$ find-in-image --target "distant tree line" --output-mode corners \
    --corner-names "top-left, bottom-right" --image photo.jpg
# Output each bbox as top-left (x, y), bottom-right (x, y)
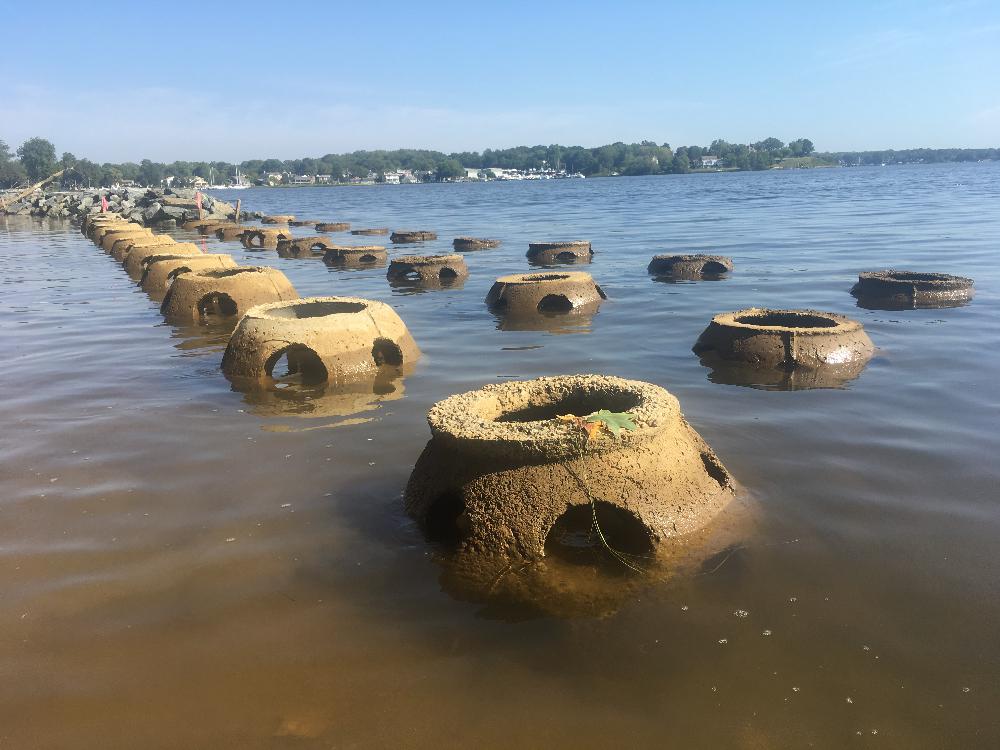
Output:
top-left (1, 135), bottom-right (997, 190)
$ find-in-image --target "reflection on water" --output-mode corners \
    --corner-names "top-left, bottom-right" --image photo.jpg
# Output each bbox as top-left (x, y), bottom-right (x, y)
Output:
top-left (696, 352), bottom-right (872, 390)
top-left (233, 366), bottom-right (410, 421)
top-left (3, 163), bottom-right (1000, 748)
top-left (490, 303), bottom-right (600, 334)
top-left (853, 294), bottom-right (973, 311)
top-left (387, 275), bottom-right (467, 294)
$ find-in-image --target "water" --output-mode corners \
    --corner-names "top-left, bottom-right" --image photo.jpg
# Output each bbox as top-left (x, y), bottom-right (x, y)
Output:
top-left (2, 164), bottom-right (999, 748)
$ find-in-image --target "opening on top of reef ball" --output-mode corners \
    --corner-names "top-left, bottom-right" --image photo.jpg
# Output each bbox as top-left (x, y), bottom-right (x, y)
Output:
top-left (198, 292), bottom-right (238, 317)
top-left (270, 300), bottom-right (366, 320)
top-left (497, 387), bottom-right (640, 422)
top-left (537, 294), bottom-right (574, 313)
top-left (202, 268), bottom-right (257, 279)
top-left (264, 345), bottom-right (329, 385)
top-left (524, 274), bottom-right (571, 281)
top-left (735, 311), bottom-right (838, 329)
top-left (372, 338), bottom-right (404, 367)
top-left (544, 502), bottom-right (653, 569)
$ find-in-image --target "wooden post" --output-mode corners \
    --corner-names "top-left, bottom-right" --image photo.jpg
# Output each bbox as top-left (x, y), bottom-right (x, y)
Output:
top-left (234, 199), bottom-right (241, 224)
top-left (4, 168), bottom-right (66, 206)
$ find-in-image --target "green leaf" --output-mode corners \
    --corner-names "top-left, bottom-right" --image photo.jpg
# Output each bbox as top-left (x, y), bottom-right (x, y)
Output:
top-left (584, 410), bottom-right (637, 436)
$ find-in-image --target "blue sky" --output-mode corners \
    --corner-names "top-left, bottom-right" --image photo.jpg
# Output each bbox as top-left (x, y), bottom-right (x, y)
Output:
top-left (2, 0), bottom-right (998, 162)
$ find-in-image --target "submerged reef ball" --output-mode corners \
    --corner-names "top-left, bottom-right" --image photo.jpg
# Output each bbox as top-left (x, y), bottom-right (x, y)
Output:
top-left (693, 308), bottom-right (875, 388)
top-left (315, 222), bottom-right (351, 233)
top-left (262, 215), bottom-right (296, 224)
top-left (405, 375), bottom-right (736, 571)
top-left (322, 246), bottom-right (388, 269)
top-left (351, 227), bottom-right (389, 236)
top-left (390, 230), bottom-right (437, 243)
top-left (276, 236), bottom-right (340, 258)
top-left (453, 237), bottom-right (502, 251)
top-left (216, 225), bottom-right (250, 241)
top-left (386, 254), bottom-right (468, 283)
top-left (526, 240), bottom-right (593, 264)
top-left (160, 266), bottom-right (298, 321)
top-left (851, 270), bottom-right (974, 309)
top-left (221, 296), bottom-right (420, 385)
top-left (648, 254), bottom-right (734, 279)
top-left (140, 254), bottom-right (237, 294)
top-left (486, 271), bottom-right (606, 317)
top-left (124, 243), bottom-right (200, 277)
top-left (241, 227), bottom-right (293, 250)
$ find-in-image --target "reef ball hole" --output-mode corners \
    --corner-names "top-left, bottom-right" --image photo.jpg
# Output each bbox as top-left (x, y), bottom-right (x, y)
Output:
top-left (701, 452), bottom-right (731, 488)
top-left (524, 274), bottom-right (570, 282)
top-left (439, 267), bottom-right (458, 279)
top-left (197, 292), bottom-right (238, 317)
top-left (736, 312), bottom-right (838, 329)
top-left (497, 388), bottom-right (640, 422)
top-left (537, 294), bottom-right (574, 313)
top-left (372, 339), bottom-right (404, 367)
top-left (595, 284), bottom-right (608, 299)
top-left (360, 254), bottom-right (377, 263)
top-left (423, 490), bottom-right (467, 548)
top-left (270, 301), bottom-right (366, 320)
top-left (555, 252), bottom-right (579, 261)
top-left (544, 502), bottom-right (653, 568)
top-left (264, 345), bottom-right (328, 385)
top-left (703, 261), bottom-right (730, 274)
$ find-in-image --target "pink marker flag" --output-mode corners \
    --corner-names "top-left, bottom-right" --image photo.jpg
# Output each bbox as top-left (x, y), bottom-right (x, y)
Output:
top-left (101, 195), bottom-right (109, 213)
top-left (195, 192), bottom-right (202, 211)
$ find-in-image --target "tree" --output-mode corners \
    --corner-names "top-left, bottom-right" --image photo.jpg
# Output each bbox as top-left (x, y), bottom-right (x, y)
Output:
top-left (0, 139), bottom-right (28, 188)
top-left (753, 137), bottom-right (785, 153)
top-left (138, 159), bottom-right (164, 187)
top-left (788, 138), bottom-right (815, 157)
top-left (435, 158), bottom-right (464, 180)
top-left (17, 137), bottom-right (57, 182)
top-left (671, 152), bottom-right (691, 173)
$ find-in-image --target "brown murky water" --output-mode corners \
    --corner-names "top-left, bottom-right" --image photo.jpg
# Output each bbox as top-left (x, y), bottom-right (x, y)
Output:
top-left (2, 165), bottom-right (999, 748)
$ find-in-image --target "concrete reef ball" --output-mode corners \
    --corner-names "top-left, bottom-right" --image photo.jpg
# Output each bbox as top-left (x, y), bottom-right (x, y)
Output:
top-left (216, 225), bottom-right (250, 241)
top-left (316, 222), bottom-right (351, 233)
top-left (693, 308), bottom-right (875, 372)
top-left (198, 221), bottom-right (237, 235)
top-left (289, 219), bottom-right (319, 227)
top-left (124, 243), bottom-right (200, 276)
top-left (387, 254), bottom-right (468, 283)
top-left (648, 254), bottom-right (734, 279)
top-left (276, 236), bottom-right (339, 258)
top-left (90, 220), bottom-right (139, 242)
top-left (140, 253), bottom-right (236, 293)
top-left (241, 227), bottom-right (293, 249)
top-left (83, 215), bottom-right (126, 236)
top-left (486, 272), bottom-right (606, 316)
top-left (160, 266), bottom-right (299, 321)
top-left (351, 228), bottom-right (389, 236)
top-left (181, 219), bottom-right (227, 232)
top-left (262, 215), bottom-right (295, 224)
top-left (453, 236), bottom-right (502, 251)
top-left (405, 375), bottom-right (736, 563)
top-left (322, 246), bottom-right (388, 268)
top-left (111, 236), bottom-right (178, 263)
top-left (108, 233), bottom-right (169, 259)
top-left (851, 270), bottom-right (974, 308)
top-left (390, 230), bottom-right (437, 243)
top-left (221, 296), bottom-right (420, 385)
top-left (526, 240), bottom-right (593, 264)
top-left (97, 228), bottom-right (154, 252)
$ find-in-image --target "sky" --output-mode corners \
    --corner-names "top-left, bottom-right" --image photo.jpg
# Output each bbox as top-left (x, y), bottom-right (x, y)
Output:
top-left (2, 0), bottom-right (998, 163)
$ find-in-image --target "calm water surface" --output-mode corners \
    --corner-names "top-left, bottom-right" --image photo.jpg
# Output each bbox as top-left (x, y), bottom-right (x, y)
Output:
top-left (2, 164), bottom-right (999, 748)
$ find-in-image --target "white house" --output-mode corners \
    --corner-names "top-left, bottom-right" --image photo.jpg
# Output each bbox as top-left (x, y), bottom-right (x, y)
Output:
top-left (291, 174), bottom-right (315, 185)
top-left (701, 155), bottom-right (721, 167)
